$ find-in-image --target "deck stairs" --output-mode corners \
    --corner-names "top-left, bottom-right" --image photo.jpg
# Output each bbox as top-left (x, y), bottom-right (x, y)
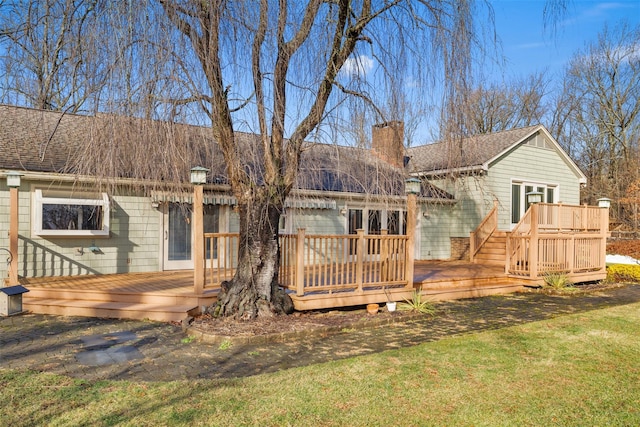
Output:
top-left (472, 231), bottom-right (507, 266)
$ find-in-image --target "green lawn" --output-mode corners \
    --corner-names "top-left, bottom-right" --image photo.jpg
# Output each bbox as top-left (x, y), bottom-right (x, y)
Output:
top-left (2, 302), bottom-right (640, 426)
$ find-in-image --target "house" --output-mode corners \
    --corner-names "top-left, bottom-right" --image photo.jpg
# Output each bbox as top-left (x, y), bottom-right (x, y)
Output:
top-left (0, 105), bottom-right (590, 283)
top-left (0, 104), bottom-right (609, 320)
top-left (406, 125), bottom-right (587, 261)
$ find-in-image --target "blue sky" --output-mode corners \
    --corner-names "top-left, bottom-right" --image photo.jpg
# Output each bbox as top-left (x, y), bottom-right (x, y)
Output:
top-left (489, 0), bottom-right (640, 79)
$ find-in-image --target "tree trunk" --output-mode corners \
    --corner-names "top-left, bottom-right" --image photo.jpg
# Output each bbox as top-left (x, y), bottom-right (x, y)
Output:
top-left (213, 196), bottom-right (293, 319)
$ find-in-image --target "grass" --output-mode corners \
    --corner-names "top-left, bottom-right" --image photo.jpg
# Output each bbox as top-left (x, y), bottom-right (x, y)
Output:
top-left (2, 303), bottom-right (640, 426)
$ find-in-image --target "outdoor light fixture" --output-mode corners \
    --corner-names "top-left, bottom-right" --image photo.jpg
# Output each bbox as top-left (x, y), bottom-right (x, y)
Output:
top-left (339, 207), bottom-right (347, 216)
top-left (526, 191), bottom-right (543, 205)
top-left (6, 171), bottom-right (22, 188)
top-left (404, 177), bottom-right (421, 195)
top-left (597, 198), bottom-right (611, 209)
top-left (190, 166), bottom-right (209, 185)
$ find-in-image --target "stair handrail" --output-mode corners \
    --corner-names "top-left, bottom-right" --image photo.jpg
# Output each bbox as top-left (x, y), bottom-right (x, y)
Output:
top-left (470, 201), bottom-right (498, 261)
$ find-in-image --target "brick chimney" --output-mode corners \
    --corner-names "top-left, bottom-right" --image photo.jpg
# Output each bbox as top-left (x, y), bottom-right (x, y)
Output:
top-left (371, 121), bottom-right (405, 168)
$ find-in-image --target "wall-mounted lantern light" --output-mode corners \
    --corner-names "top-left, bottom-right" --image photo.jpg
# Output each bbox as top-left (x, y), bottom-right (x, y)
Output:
top-left (6, 171), bottom-right (22, 188)
top-left (190, 166), bottom-right (209, 185)
top-left (404, 177), bottom-right (421, 195)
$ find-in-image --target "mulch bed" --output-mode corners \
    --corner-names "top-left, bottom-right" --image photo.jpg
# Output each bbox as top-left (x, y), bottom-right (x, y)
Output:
top-left (187, 305), bottom-right (418, 338)
top-left (186, 240), bottom-right (640, 340)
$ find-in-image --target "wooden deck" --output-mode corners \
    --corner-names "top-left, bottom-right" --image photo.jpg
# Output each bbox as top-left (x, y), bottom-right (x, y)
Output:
top-left (20, 261), bottom-right (524, 320)
top-left (21, 271), bottom-right (217, 322)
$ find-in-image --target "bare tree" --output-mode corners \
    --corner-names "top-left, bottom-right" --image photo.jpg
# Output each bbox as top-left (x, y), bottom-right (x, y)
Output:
top-left (153, 0), bottom-right (486, 319)
top-left (460, 72), bottom-right (549, 135)
top-left (0, 0), bottom-right (104, 112)
top-left (556, 23), bottom-right (640, 218)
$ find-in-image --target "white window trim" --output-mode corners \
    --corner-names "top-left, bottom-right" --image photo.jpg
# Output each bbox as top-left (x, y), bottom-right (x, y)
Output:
top-left (510, 179), bottom-right (559, 227)
top-left (33, 189), bottom-right (110, 237)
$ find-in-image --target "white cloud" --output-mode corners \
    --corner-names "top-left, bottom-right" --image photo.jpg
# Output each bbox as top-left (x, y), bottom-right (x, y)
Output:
top-left (341, 55), bottom-right (374, 77)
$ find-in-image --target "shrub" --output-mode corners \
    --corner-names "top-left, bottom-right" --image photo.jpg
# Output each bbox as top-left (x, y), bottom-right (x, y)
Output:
top-left (607, 264), bottom-right (640, 283)
top-left (543, 272), bottom-right (573, 290)
top-left (398, 287), bottom-right (436, 315)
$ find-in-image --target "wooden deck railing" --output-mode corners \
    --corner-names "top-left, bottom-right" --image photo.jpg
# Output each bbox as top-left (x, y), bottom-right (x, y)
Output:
top-left (470, 201), bottom-right (498, 261)
top-left (204, 229), bottom-right (410, 295)
top-left (506, 203), bottom-right (608, 280)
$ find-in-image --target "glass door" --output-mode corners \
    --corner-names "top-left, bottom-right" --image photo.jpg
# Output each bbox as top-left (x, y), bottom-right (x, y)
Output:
top-left (164, 203), bottom-right (193, 270)
top-left (163, 203), bottom-right (220, 270)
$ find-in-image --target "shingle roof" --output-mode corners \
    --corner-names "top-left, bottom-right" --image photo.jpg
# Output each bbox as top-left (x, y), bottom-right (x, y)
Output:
top-left (0, 104), bottom-right (453, 200)
top-left (406, 125), bottom-right (541, 174)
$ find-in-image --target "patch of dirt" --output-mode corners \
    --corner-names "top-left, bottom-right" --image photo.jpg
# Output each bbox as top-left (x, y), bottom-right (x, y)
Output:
top-left (529, 280), bottom-right (626, 295)
top-left (187, 306), bottom-right (416, 337)
top-left (607, 239), bottom-right (640, 260)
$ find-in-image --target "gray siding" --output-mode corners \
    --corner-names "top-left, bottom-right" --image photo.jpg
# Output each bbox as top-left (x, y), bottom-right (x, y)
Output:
top-left (487, 140), bottom-right (582, 230)
top-left (418, 203), bottom-right (454, 260)
top-left (0, 182), bottom-right (161, 281)
top-left (421, 133), bottom-right (583, 259)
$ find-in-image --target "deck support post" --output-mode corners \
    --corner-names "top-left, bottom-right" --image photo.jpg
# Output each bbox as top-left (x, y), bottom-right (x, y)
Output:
top-left (9, 186), bottom-right (19, 285)
top-left (193, 184), bottom-right (204, 294)
top-left (405, 192), bottom-right (417, 288)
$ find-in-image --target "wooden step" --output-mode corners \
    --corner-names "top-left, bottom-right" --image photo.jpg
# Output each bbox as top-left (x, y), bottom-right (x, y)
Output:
top-left (24, 286), bottom-right (215, 306)
top-left (422, 282), bottom-right (524, 301)
top-left (23, 298), bottom-right (199, 322)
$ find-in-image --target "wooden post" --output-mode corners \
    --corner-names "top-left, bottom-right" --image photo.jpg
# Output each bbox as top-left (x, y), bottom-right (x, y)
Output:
top-left (505, 232), bottom-right (511, 274)
top-left (356, 229), bottom-right (365, 293)
top-left (380, 229), bottom-right (388, 282)
top-left (529, 203), bottom-right (539, 280)
top-left (469, 230), bottom-right (476, 263)
top-left (9, 187), bottom-right (19, 285)
top-left (405, 192), bottom-right (417, 288)
top-left (600, 206), bottom-right (609, 272)
top-left (295, 228), bottom-right (306, 296)
top-left (193, 184), bottom-right (204, 294)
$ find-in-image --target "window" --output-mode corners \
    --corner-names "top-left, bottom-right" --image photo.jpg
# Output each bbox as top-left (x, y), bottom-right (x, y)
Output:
top-left (511, 181), bottom-right (558, 225)
top-left (33, 189), bottom-right (110, 237)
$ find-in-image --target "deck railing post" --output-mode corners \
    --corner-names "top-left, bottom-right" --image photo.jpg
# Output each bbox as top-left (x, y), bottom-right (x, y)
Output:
top-left (599, 206), bottom-right (609, 272)
top-left (469, 230), bottom-right (476, 262)
top-left (356, 229), bottom-right (365, 293)
top-left (8, 186), bottom-right (19, 285)
top-left (405, 192), bottom-right (417, 288)
top-left (193, 184), bottom-right (205, 294)
top-left (296, 228), bottom-right (306, 296)
top-left (505, 232), bottom-right (511, 274)
top-left (529, 203), bottom-right (539, 280)
top-left (380, 229), bottom-right (388, 282)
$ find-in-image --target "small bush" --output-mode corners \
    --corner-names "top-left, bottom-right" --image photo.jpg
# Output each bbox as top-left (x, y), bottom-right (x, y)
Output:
top-left (543, 272), bottom-right (573, 290)
top-left (398, 287), bottom-right (436, 315)
top-left (607, 264), bottom-right (640, 283)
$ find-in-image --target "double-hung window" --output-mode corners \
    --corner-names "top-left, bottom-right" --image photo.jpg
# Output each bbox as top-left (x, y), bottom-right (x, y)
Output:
top-left (33, 189), bottom-right (110, 237)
